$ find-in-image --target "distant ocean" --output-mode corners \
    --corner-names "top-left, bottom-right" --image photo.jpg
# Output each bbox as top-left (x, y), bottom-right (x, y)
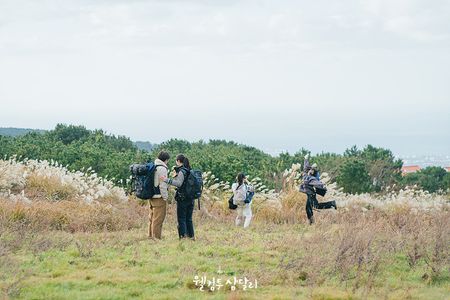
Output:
top-left (399, 155), bottom-right (450, 168)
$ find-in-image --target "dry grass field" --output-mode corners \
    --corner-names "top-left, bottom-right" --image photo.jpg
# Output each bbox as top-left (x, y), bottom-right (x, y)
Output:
top-left (1, 159), bottom-right (449, 299)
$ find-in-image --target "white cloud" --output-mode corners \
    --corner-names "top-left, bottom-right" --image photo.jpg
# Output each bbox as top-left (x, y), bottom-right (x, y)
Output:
top-left (0, 0), bottom-right (449, 155)
top-left (361, 0), bottom-right (450, 42)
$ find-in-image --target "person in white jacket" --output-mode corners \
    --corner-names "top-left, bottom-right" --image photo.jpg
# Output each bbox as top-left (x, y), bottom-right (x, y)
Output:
top-left (232, 173), bottom-right (255, 228)
top-left (148, 151), bottom-right (170, 239)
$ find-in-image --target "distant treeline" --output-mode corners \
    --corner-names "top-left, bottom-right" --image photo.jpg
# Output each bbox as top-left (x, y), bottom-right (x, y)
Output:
top-left (0, 127), bottom-right (156, 152)
top-left (0, 124), bottom-right (448, 194)
top-left (0, 127), bottom-right (46, 137)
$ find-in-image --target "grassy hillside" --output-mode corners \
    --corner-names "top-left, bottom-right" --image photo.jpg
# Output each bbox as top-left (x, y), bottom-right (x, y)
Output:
top-left (1, 158), bottom-right (449, 299)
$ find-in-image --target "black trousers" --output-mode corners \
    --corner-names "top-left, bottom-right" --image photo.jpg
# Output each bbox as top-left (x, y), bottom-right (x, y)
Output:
top-left (176, 198), bottom-right (195, 238)
top-left (306, 193), bottom-right (335, 222)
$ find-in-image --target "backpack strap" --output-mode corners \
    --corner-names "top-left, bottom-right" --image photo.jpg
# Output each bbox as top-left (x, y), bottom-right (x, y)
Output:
top-left (173, 167), bottom-right (190, 193)
top-left (180, 167), bottom-right (189, 183)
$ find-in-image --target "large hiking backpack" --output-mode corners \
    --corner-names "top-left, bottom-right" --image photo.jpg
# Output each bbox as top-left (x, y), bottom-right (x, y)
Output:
top-left (130, 163), bottom-right (164, 200)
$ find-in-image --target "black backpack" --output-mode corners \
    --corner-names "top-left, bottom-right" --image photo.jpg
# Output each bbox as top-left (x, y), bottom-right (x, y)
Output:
top-left (178, 168), bottom-right (203, 209)
top-left (130, 163), bottom-right (166, 200)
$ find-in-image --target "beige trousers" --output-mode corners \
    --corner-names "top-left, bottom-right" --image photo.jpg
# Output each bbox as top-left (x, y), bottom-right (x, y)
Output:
top-left (148, 198), bottom-right (167, 239)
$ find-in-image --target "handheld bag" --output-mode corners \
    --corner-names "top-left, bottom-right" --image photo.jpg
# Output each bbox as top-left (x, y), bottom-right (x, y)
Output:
top-left (228, 196), bottom-right (238, 210)
top-left (228, 183), bottom-right (243, 209)
top-left (315, 186), bottom-right (327, 197)
top-left (130, 163), bottom-right (161, 200)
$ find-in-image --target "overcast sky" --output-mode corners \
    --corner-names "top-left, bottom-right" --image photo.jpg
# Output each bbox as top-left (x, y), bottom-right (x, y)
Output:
top-left (0, 0), bottom-right (449, 156)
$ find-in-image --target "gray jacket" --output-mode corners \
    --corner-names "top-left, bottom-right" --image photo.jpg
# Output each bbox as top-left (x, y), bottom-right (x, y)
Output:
top-left (166, 169), bottom-right (186, 188)
top-left (165, 167), bottom-right (190, 200)
top-left (300, 174), bottom-right (324, 195)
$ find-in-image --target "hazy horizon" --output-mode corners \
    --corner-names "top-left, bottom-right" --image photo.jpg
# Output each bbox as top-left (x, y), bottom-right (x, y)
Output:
top-left (1, 0), bottom-right (449, 157)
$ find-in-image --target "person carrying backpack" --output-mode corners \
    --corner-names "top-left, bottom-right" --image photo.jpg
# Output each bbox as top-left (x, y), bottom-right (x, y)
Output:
top-left (161, 154), bottom-right (197, 240)
top-left (148, 151), bottom-right (170, 239)
top-left (300, 155), bottom-right (337, 225)
top-left (232, 173), bottom-right (255, 228)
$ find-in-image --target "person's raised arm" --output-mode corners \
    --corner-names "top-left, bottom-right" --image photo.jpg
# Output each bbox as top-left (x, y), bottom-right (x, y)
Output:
top-left (161, 170), bottom-right (185, 188)
top-left (303, 154), bottom-right (311, 172)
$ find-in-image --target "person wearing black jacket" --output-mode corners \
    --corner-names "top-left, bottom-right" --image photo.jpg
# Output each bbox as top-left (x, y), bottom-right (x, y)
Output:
top-left (300, 155), bottom-right (337, 224)
top-left (161, 154), bottom-right (196, 240)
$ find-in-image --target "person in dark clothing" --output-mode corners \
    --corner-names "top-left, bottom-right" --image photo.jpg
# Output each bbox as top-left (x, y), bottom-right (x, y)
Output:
top-left (300, 155), bottom-right (337, 224)
top-left (161, 154), bottom-right (196, 239)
